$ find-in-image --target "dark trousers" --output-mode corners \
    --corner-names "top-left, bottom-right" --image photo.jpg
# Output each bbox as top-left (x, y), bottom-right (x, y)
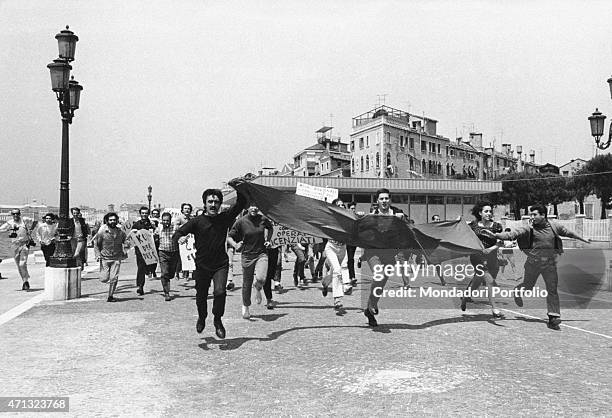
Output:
top-left (347, 245), bottom-right (357, 279)
top-left (292, 247), bottom-right (306, 279)
top-left (41, 243), bottom-right (56, 267)
top-left (265, 247), bottom-right (280, 300)
top-left (159, 250), bottom-right (179, 292)
top-left (315, 253), bottom-right (326, 278)
top-left (135, 250), bottom-right (147, 288)
top-left (194, 265), bottom-right (228, 320)
top-left (519, 257), bottom-right (560, 316)
top-left (159, 250), bottom-right (179, 280)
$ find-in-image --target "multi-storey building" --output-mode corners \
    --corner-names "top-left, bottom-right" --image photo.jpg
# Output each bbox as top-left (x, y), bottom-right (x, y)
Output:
top-left (559, 158), bottom-right (587, 177)
top-left (350, 105), bottom-right (539, 181)
top-left (291, 126), bottom-right (351, 177)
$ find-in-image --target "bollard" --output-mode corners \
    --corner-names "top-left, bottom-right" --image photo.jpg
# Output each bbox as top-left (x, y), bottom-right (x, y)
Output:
top-left (44, 267), bottom-right (81, 300)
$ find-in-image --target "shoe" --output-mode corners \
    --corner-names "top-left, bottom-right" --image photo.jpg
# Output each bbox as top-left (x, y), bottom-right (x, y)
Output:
top-left (254, 284), bottom-right (262, 304)
top-left (214, 318), bottom-right (226, 339)
top-left (547, 316), bottom-right (561, 331)
top-left (137, 287), bottom-right (144, 296)
top-left (343, 285), bottom-right (353, 296)
top-left (492, 310), bottom-right (504, 319)
top-left (226, 281), bottom-right (235, 291)
top-left (196, 317), bottom-right (205, 333)
top-left (350, 278), bottom-right (357, 286)
top-left (460, 297), bottom-right (467, 312)
top-left (22, 281), bottom-right (30, 291)
top-left (242, 305), bottom-right (251, 319)
top-left (164, 294), bottom-right (172, 302)
top-left (107, 296), bottom-right (116, 302)
top-left (293, 276), bottom-right (298, 286)
top-left (513, 285), bottom-right (524, 307)
top-left (266, 300), bottom-right (276, 310)
top-left (298, 280), bottom-right (306, 289)
top-left (100, 277), bottom-right (109, 283)
top-left (364, 308), bottom-right (378, 327)
top-left (322, 285), bottom-right (328, 297)
top-left (334, 301), bottom-right (344, 312)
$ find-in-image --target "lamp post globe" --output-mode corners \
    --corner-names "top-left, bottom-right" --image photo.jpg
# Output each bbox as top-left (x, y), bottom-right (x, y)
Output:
top-left (147, 185), bottom-right (153, 211)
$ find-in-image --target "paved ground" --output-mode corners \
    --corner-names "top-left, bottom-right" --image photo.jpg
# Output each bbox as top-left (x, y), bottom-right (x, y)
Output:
top-left (0, 249), bottom-right (611, 416)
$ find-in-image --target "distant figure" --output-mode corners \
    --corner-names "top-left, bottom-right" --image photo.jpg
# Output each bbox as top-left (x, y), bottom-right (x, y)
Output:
top-left (0, 209), bottom-right (34, 290)
top-left (36, 213), bottom-right (58, 266)
top-left (70, 207), bottom-right (90, 269)
top-left (94, 212), bottom-right (128, 302)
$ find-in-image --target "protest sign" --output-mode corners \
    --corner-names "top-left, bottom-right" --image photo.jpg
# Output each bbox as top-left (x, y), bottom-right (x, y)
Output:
top-left (179, 233), bottom-right (196, 271)
top-left (269, 221), bottom-right (322, 248)
top-left (295, 182), bottom-right (338, 203)
top-left (128, 229), bottom-right (158, 265)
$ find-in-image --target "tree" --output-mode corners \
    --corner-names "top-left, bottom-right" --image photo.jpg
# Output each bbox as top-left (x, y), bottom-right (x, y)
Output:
top-left (584, 154), bottom-right (612, 219)
top-left (488, 172), bottom-right (539, 220)
top-left (565, 167), bottom-right (592, 215)
top-left (530, 173), bottom-right (571, 216)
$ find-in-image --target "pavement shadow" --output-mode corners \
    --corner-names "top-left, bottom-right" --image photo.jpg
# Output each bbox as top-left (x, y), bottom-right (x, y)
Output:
top-left (199, 324), bottom-right (367, 351)
top-left (110, 297), bottom-right (144, 302)
top-left (249, 313), bottom-right (288, 322)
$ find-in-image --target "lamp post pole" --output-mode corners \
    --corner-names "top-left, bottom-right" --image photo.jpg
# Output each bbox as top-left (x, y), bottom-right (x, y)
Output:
top-left (587, 76), bottom-right (612, 155)
top-left (147, 185), bottom-right (153, 212)
top-left (46, 26), bottom-right (83, 271)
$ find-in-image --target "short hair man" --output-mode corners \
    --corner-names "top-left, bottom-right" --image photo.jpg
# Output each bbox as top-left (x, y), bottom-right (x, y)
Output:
top-left (173, 179), bottom-right (247, 338)
top-left (484, 204), bottom-right (590, 330)
top-left (156, 212), bottom-right (178, 301)
top-left (36, 213), bottom-right (58, 266)
top-left (0, 209), bottom-right (34, 289)
top-left (94, 212), bottom-right (128, 302)
top-left (174, 203), bottom-right (193, 279)
top-left (346, 201), bottom-right (359, 286)
top-left (131, 206), bottom-right (156, 295)
top-left (70, 207), bottom-right (90, 269)
top-left (362, 188), bottom-right (406, 327)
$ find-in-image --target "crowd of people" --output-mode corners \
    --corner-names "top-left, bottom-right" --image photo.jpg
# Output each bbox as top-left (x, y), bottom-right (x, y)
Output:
top-left (0, 178), bottom-right (591, 337)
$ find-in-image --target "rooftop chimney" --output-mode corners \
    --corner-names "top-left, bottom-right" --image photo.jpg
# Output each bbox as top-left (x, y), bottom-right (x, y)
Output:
top-left (529, 149), bottom-right (536, 163)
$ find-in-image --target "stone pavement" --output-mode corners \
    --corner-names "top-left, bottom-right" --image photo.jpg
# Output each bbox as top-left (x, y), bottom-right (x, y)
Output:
top-left (0, 250), bottom-right (611, 416)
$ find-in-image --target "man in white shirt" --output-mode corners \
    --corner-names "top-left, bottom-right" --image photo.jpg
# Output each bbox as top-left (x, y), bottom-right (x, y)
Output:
top-left (0, 209), bottom-right (33, 290)
top-left (36, 213), bottom-right (58, 267)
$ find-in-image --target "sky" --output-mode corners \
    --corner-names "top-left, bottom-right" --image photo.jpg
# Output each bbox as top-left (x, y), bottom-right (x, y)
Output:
top-left (1, 0), bottom-right (611, 210)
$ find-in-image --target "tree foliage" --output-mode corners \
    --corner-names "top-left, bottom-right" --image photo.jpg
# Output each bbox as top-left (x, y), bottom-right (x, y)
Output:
top-left (583, 154), bottom-right (612, 219)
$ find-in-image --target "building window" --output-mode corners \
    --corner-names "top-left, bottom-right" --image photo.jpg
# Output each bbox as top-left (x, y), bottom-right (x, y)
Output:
top-left (385, 132), bottom-right (391, 143)
top-left (421, 141), bottom-right (427, 153)
top-left (365, 155), bottom-right (370, 171)
top-left (352, 158), bottom-right (355, 172)
top-left (422, 159), bottom-right (426, 173)
top-left (400, 135), bottom-right (404, 147)
top-left (360, 156), bottom-right (364, 171)
top-left (376, 152), bottom-right (380, 169)
top-left (386, 152), bottom-right (392, 167)
top-left (326, 162), bottom-right (329, 171)
top-left (437, 162), bottom-right (442, 174)
top-left (359, 137), bottom-right (364, 149)
top-left (437, 144), bottom-right (441, 154)
top-left (409, 137), bottom-right (414, 149)
top-left (409, 157), bottom-right (414, 171)
top-left (350, 140), bottom-right (354, 152)
top-left (366, 136), bottom-right (369, 148)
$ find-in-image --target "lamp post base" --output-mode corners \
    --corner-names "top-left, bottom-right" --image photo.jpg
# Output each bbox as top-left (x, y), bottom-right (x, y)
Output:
top-left (44, 266), bottom-right (81, 301)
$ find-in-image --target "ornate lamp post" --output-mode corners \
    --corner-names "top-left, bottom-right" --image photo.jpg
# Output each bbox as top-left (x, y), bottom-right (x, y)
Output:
top-left (587, 76), bottom-right (612, 154)
top-left (147, 185), bottom-right (153, 212)
top-left (46, 26), bottom-right (82, 268)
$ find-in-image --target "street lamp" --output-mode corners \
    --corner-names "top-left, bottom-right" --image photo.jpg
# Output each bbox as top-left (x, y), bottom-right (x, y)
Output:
top-left (46, 26), bottom-right (82, 268)
top-left (147, 185), bottom-right (152, 211)
top-left (588, 76), bottom-right (612, 153)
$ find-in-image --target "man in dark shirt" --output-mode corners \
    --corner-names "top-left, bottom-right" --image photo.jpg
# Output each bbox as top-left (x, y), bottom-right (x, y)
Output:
top-left (131, 206), bottom-right (156, 295)
top-left (173, 179), bottom-right (247, 338)
top-left (484, 204), bottom-right (590, 330)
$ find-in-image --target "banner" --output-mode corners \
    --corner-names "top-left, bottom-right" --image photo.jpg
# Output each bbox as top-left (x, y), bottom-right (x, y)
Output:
top-left (269, 221), bottom-right (322, 248)
top-left (179, 234), bottom-right (196, 271)
top-left (128, 229), bottom-right (159, 265)
top-left (295, 182), bottom-right (338, 203)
